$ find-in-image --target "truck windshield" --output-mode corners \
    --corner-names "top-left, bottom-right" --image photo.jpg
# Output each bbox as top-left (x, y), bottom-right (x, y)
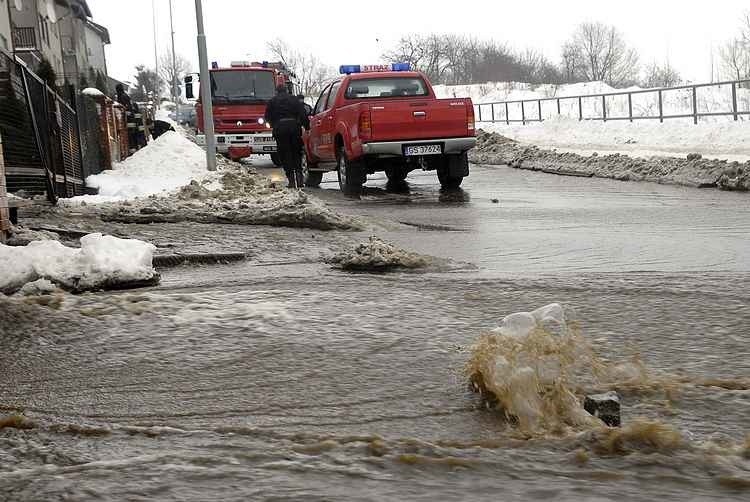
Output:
top-left (210, 70), bottom-right (276, 103)
top-left (344, 77), bottom-right (429, 99)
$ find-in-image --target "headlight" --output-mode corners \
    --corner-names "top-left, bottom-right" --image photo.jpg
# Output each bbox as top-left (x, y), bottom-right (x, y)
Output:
top-left (265, 122), bottom-right (271, 129)
top-left (257, 117), bottom-right (265, 125)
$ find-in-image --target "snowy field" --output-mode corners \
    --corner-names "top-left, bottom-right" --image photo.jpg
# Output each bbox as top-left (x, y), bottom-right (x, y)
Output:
top-left (434, 81), bottom-right (750, 161)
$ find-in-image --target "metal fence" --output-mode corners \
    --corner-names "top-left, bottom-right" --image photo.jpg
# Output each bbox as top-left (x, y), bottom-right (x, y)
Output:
top-left (475, 79), bottom-right (750, 125)
top-left (0, 49), bottom-right (86, 202)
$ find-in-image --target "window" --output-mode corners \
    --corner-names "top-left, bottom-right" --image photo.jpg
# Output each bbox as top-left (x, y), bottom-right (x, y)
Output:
top-left (0, 35), bottom-right (7, 52)
top-left (325, 82), bottom-right (341, 111)
top-left (314, 85), bottom-right (331, 115)
top-left (344, 77), bottom-right (429, 99)
top-left (209, 70), bottom-right (276, 104)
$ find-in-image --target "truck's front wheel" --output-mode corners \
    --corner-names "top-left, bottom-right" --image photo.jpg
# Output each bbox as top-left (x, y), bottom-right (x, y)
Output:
top-left (302, 153), bottom-right (323, 187)
top-left (337, 147), bottom-right (365, 195)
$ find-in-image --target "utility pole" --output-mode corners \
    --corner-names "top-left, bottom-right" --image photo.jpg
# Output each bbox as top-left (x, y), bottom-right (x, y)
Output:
top-left (169, 0), bottom-right (177, 101)
top-left (194, 0), bottom-right (216, 171)
top-left (152, 0), bottom-right (159, 98)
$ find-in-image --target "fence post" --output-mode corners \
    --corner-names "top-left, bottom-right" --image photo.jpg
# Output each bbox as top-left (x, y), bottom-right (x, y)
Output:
top-left (628, 93), bottom-right (633, 122)
top-left (491, 103), bottom-right (495, 123)
top-left (692, 86), bottom-right (698, 125)
top-left (505, 102), bottom-right (509, 125)
top-left (478, 104), bottom-right (483, 123)
top-left (578, 96), bottom-right (583, 121)
top-left (557, 98), bottom-right (561, 116)
top-left (602, 95), bottom-right (607, 122)
top-left (658, 90), bottom-right (663, 123)
top-left (521, 101), bottom-right (526, 125)
top-left (732, 82), bottom-right (738, 121)
top-left (537, 100), bottom-right (542, 122)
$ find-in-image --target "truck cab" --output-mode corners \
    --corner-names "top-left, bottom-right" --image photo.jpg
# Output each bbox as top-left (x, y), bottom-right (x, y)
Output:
top-left (303, 64), bottom-right (476, 194)
top-left (188, 61), bottom-right (294, 162)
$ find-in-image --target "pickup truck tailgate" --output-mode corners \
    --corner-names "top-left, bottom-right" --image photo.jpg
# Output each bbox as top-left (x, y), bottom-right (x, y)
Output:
top-left (369, 99), bottom-right (469, 141)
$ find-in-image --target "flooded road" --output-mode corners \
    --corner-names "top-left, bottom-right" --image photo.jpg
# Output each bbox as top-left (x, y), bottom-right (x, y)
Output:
top-left (2, 163), bottom-right (749, 500)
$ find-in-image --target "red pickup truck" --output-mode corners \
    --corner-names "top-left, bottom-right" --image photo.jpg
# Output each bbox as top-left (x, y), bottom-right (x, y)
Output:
top-left (303, 65), bottom-right (476, 194)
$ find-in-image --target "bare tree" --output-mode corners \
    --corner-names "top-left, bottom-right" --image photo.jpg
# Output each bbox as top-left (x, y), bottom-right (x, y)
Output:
top-left (132, 65), bottom-right (163, 102)
top-left (562, 22), bottom-right (640, 86)
top-left (266, 39), bottom-right (336, 99)
top-left (159, 50), bottom-right (192, 102)
top-left (641, 61), bottom-right (682, 88)
top-left (720, 38), bottom-right (750, 80)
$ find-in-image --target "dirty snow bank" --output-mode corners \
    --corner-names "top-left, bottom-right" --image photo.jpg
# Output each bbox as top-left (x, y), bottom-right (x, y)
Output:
top-left (472, 130), bottom-right (750, 190)
top-left (482, 118), bottom-right (750, 162)
top-left (79, 131), bottom-right (209, 201)
top-left (86, 168), bottom-right (360, 230)
top-left (0, 233), bottom-right (159, 295)
top-left (329, 236), bottom-right (432, 271)
top-left (61, 129), bottom-right (358, 230)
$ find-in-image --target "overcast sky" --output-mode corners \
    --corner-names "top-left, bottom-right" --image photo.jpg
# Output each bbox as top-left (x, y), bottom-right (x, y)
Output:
top-left (88, 0), bottom-right (748, 87)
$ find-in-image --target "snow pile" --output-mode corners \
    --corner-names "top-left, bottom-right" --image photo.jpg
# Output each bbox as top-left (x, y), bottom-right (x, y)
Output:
top-left (472, 130), bottom-right (750, 190)
top-left (80, 131), bottom-right (210, 201)
top-left (436, 80), bottom-right (750, 160)
top-left (329, 236), bottom-right (431, 271)
top-left (467, 303), bottom-right (605, 433)
top-left (81, 87), bottom-right (105, 98)
top-left (482, 118), bottom-right (750, 161)
top-left (87, 167), bottom-right (360, 231)
top-left (0, 233), bottom-right (159, 295)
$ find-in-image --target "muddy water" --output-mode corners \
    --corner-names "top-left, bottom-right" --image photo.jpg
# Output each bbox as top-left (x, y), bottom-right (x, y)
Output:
top-left (2, 164), bottom-right (750, 500)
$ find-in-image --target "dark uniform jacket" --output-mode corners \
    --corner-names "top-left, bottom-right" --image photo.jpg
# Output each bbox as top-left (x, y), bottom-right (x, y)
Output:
top-left (264, 92), bottom-right (310, 131)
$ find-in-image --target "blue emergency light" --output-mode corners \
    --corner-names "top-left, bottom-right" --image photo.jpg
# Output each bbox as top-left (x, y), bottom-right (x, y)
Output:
top-left (338, 63), bottom-right (412, 74)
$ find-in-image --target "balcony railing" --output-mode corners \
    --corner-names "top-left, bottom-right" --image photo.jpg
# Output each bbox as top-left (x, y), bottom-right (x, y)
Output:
top-left (12, 27), bottom-right (37, 51)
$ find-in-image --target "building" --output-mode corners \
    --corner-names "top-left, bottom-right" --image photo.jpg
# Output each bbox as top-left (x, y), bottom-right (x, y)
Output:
top-left (7, 0), bottom-right (109, 90)
top-left (8, 0), bottom-right (65, 81)
top-left (84, 18), bottom-right (108, 78)
top-left (0, 0), bottom-right (13, 53)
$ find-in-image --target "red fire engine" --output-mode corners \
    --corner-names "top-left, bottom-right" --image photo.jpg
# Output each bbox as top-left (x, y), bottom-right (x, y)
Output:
top-left (186, 61), bottom-right (296, 163)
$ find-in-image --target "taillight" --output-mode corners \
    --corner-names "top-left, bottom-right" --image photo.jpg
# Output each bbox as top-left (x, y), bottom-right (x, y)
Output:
top-left (467, 103), bottom-right (475, 135)
top-left (359, 110), bottom-right (372, 139)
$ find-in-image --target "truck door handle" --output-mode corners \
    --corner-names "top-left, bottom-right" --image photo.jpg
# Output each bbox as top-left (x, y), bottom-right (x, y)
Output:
top-left (413, 111), bottom-right (426, 117)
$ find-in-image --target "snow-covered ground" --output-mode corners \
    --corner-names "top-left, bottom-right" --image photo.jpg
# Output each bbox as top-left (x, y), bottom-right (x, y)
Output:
top-left (435, 81), bottom-right (750, 161)
top-left (73, 131), bottom-right (212, 203)
top-left (0, 233), bottom-right (158, 294)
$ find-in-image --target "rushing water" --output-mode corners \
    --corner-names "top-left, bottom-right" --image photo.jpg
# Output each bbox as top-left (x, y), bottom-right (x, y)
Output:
top-left (1, 165), bottom-right (749, 500)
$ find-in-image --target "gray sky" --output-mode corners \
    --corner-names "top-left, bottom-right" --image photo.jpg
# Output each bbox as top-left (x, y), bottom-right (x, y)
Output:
top-left (88, 0), bottom-right (748, 87)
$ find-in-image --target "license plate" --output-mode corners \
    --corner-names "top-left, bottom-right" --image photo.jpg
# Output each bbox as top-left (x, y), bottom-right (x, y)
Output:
top-left (262, 146), bottom-right (275, 152)
top-left (404, 144), bottom-right (442, 156)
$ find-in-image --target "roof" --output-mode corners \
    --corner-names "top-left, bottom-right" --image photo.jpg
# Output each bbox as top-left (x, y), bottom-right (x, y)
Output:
top-left (85, 19), bottom-right (110, 44)
top-left (347, 71), bottom-right (423, 80)
top-left (55, 0), bottom-right (92, 19)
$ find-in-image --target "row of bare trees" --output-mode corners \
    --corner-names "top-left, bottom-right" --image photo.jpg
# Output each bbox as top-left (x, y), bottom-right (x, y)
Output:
top-left (383, 24), bottom-right (681, 89)
top-left (720, 13), bottom-right (750, 81)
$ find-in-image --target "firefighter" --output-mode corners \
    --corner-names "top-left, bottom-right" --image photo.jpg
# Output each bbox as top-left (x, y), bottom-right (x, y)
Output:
top-left (264, 85), bottom-right (310, 188)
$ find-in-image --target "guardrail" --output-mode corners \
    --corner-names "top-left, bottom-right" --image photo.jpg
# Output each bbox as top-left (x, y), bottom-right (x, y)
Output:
top-left (474, 79), bottom-right (750, 125)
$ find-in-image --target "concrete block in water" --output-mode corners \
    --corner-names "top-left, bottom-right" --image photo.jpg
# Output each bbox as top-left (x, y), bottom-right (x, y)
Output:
top-left (584, 391), bottom-right (621, 427)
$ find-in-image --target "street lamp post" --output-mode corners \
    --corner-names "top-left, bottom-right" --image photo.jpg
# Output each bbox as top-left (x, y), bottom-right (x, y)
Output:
top-left (194, 0), bottom-right (216, 171)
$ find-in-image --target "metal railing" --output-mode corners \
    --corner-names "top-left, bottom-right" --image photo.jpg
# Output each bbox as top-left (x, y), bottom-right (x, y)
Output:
top-left (475, 79), bottom-right (750, 125)
top-left (12, 27), bottom-right (37, 50)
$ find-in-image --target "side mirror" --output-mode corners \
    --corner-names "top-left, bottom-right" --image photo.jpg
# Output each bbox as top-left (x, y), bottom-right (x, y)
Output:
top-left (184, 75), bottom-right (194, 100)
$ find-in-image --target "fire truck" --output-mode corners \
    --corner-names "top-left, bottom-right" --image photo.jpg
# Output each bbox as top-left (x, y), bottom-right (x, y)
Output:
top-left (186, 61), bottom-right (296, 163)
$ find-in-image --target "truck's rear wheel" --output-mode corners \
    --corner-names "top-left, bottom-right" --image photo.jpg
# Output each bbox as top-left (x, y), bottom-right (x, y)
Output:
top-left (302, 153), bottom-right (323, 187)
top-left (270, 152), bottom-right (282, 167)
top-left (437, 152), bottom-right (468, 190)
top-left (337, 147), bottom-right (365, 195)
